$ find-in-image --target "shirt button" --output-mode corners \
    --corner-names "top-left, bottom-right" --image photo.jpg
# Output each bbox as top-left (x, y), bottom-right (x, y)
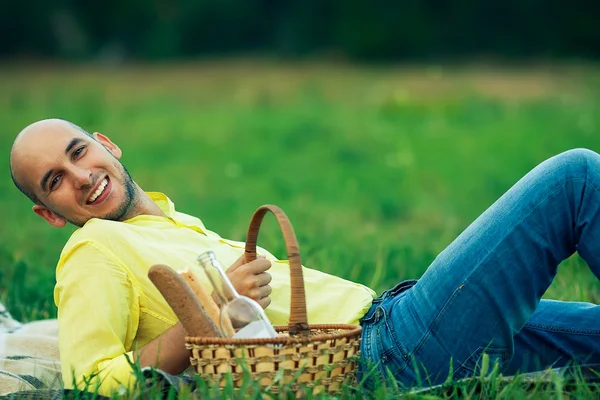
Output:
top-left (375, 308), bottom-right (383, 319)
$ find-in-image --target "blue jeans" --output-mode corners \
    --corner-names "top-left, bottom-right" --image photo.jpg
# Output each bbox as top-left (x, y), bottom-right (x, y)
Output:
top-left (360, 148), bottom-right (600, 388)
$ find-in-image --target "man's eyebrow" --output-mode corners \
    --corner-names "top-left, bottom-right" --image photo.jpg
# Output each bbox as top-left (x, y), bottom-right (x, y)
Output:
top-left (40, 138), bottom-right (84, 192)
top-left (65, 138), bottom-right (83, 154)
top-left (40, 169), bottom-right (54, 193)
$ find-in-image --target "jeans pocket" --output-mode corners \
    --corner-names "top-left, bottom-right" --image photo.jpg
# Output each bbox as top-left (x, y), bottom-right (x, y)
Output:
top-left (453, 346), bottom-right (511, 380)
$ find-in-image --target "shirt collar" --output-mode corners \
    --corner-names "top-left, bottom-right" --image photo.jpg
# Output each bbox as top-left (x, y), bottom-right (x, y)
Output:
top-left (146, 192), bottom-right (177, 218)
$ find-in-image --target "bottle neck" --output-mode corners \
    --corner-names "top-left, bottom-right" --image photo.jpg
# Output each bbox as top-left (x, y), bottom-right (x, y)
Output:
top-left (197, 251), bottom-right (239, 305)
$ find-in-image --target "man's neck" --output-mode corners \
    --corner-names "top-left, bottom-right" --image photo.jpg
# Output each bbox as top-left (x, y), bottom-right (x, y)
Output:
top-left (126, 186), bottom-right (168, 220)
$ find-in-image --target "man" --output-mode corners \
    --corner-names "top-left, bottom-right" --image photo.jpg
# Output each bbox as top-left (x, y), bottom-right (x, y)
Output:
top-left (10, 119), bottom-right (600, 395)
top-left (9, 119), bottom-right (375, 395)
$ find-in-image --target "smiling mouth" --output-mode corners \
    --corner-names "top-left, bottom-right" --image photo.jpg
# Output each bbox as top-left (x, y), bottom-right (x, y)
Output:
top-left (87, 177), bottom-right (108, 204)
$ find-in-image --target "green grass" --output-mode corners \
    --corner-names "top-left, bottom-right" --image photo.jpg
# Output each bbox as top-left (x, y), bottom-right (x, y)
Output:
top-left (1, 59), bottom-right (600, 398)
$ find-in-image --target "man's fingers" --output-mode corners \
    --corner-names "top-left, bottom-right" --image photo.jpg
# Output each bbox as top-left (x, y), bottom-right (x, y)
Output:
top-left (258, 284), bottom-right (272, 299)
top-left (247, 284), bottom-right (272, 303)
top-left (226, 254), bottom-right (246, 272)
top-left (257, 295), bottom-right (272, 310)
top-left (256, 272), bottom-right (272, 287)
top-left (227, 254), bottom-right (267, 273)
top-left (245, 258), bottom-right (271, 274)
top-left (226, 255), bottom-right (271, 301)
top-left (227, 253), bottom-right (266, 272)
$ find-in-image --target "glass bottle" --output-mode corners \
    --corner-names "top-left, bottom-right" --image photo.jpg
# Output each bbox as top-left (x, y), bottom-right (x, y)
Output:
top-left (197, 251), bottom-right (277, 339)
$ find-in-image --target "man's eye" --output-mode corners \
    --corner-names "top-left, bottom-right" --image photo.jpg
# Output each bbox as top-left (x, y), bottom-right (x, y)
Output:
top-left (50, 175), bottom-right (61, 190)
top-left (73, 146), bottom-right (86, 159)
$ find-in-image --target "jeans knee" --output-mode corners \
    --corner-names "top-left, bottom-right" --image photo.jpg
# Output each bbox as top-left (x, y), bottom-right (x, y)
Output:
top-left (550, 148), bottom-right (600, 183)
top-left (557, 148), bottom-right (600, 169)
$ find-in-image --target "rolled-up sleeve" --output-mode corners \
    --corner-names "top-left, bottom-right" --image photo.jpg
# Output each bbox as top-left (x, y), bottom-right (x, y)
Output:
top-left (55, 241), bottom-right (140, 396)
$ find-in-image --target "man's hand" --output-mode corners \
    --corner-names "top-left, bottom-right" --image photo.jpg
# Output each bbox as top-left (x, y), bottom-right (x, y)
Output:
top-left (225, 255), bottom-right (272, 309)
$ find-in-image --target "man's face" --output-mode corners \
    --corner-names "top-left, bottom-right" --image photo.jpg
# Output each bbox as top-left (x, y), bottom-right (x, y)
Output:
top-left (13, 124), bottom-right (139, 227)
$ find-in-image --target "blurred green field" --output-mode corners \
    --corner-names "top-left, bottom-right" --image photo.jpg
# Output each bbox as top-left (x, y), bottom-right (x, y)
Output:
top-left (1, 60), bottom-right (600, 323)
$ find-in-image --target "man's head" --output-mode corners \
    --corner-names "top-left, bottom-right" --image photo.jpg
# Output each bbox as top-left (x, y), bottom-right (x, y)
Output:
top-left (10, 119), bottom-right (140, 227)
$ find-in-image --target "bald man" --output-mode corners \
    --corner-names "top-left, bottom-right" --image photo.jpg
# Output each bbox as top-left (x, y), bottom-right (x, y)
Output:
top-left (10, 120), bottom-right (201, 389)
top-left (10, 119), bottom-right (600, 397)
top-left (9, 119), bottom-right (376, 394)
top-left (10, 119), bottom-right (155, 227)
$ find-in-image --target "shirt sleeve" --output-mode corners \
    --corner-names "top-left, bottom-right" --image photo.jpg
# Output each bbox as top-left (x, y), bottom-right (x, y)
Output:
top-left (54, 241), bottom-right (141, 396)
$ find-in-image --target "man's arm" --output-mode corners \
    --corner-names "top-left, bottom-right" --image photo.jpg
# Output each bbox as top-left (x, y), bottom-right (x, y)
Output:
top-left (56, 243), bottom-right (141, 395)
top-left (134, 322), bottom-right (190, 374)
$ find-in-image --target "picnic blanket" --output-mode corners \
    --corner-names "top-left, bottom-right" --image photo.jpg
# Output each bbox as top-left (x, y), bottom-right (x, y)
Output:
top-left (0, 302), bottom-right (62, 395)
top-left (0, 301), bottom-right (194, 398)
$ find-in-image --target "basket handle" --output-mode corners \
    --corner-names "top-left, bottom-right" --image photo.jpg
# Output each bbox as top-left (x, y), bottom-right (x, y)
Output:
top-left (244, 205), bottom-right (309, 338)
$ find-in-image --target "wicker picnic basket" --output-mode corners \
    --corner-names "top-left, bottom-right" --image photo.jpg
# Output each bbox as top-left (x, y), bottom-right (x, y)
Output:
top-left (185, 205), bottom-right (362, 394)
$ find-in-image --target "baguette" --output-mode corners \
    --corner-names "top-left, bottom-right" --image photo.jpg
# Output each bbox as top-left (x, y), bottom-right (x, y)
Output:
top-left (178, 267), bottom-right (236, 337)
top-left (148, 264), bottom-right (221, 338)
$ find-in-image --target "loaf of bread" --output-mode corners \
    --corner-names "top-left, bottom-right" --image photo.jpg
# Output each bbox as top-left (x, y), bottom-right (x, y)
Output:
top-left (148, 264), bottom-right (221, 338)
top-left (177, 266), bottom-right (236, 337)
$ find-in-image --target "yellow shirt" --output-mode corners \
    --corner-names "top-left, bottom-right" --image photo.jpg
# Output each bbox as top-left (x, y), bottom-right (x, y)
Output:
top-left (54, 193), bottom-right (375, 395)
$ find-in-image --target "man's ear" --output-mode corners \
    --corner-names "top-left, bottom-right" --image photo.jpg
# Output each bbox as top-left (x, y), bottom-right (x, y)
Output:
top-left (33, 205), bottom-right (67, 228)
top-left (93, 132), bottom-right (122, 159)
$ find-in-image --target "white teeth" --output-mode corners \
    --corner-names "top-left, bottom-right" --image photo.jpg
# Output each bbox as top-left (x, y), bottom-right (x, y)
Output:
top-left (89, 178), bottom-right (108, 203)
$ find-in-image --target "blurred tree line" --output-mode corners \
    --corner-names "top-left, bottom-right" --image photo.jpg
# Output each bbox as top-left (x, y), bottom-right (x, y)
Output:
top-left (1, 0), bottom-right (598, 61)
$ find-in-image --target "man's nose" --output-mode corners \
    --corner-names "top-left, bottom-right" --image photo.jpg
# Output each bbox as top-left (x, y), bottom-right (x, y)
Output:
top-left (71, 167), bottom-right (93, 189)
